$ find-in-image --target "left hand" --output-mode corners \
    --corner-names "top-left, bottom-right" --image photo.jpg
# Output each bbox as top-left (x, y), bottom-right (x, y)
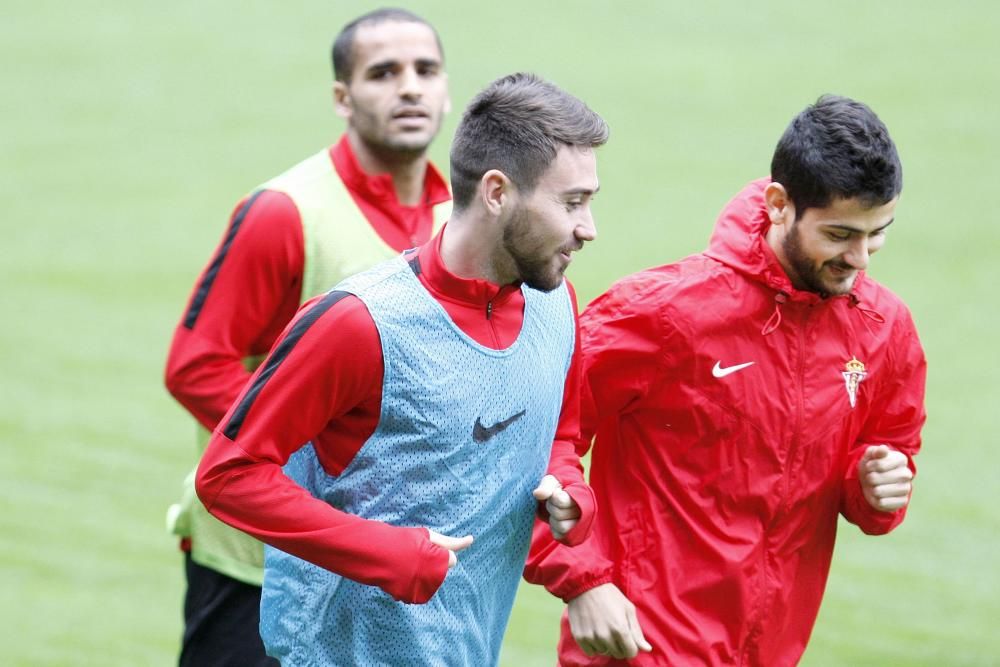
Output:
top-left (858, 445), bottom-right (913, 512)
top-left (532, 474), bottom-right (581, 541)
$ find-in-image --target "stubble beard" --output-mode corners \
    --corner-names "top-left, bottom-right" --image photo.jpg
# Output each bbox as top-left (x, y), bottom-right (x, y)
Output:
top-left (353, 108), bottom-right (437, 162)
top-left (501, 209), bottom-right (564, 293)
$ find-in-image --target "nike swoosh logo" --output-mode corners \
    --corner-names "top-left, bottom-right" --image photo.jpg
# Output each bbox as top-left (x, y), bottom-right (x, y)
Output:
top-left (472, 409), bottom-right (527, 443)
top-left (712, 361), bottom-right (755, 378)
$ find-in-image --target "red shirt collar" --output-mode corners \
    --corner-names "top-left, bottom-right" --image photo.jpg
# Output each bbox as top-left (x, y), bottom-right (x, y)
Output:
top-left (330, 135), bottom-right (450, 208)
top-left (412, 227), bottom-right (523, 308)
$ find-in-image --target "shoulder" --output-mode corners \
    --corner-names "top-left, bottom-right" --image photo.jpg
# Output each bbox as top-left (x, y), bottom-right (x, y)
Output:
top-left (294, 290), bottom-right (375, 339)
top-left (854, 275), bottom-right (919, 332)
top-left (228, 189), bottom-right (302, 250)
top-left (585, 253), bottom-right (728, 320)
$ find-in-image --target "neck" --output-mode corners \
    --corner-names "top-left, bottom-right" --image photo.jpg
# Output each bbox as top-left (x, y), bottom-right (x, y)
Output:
top-left (439, 213), bottom-right (510, 285)
top-left (764, 221), bottom-right (799, 288)
top-left (347, 131), bottom-right (428, 206)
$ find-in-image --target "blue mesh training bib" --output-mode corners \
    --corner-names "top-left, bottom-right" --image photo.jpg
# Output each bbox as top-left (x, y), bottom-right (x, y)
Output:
top-left (261, 254), bottom-right (575, 666)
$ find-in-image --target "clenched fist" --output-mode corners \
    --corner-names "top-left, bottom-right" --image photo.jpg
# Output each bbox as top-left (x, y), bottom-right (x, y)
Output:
top-left (859, 445), bottom-right (912, 512)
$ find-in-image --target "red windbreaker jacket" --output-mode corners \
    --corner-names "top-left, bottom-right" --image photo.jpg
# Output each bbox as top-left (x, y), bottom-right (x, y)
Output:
top-left (525, 179), bottom-right (927, 666)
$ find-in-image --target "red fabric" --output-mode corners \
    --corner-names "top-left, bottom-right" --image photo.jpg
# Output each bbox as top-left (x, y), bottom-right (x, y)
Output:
top-left (196, 230), bottom-right (590, 604)
top-left (331, 137), bottom-right (451, 250)
top-left (164, 136), bottom-right (449, 431)
top-left (525, 179), bottom-right (927, 666)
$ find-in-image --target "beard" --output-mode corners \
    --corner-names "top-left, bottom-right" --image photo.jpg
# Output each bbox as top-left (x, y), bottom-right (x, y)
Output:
top-left (501, 208), bottom-right (567, 293)
top-left (782, 222), bottom-right (856, 296)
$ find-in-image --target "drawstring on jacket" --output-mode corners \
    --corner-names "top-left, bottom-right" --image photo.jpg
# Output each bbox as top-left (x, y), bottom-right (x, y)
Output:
top-left (761, 291), bottom-right (788, 335)
top-left (848, 293), bottom-right (886, 323)
top-left (762, 292), bottom-right (886, 335)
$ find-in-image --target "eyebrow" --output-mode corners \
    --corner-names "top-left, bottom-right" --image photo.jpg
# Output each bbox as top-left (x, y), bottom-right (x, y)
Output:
top-left (364, 60), bottom-right (399, 76)
top-left (563, 185), bottom-right (601, 197)
top-left (365, 57), bottom-right (441, 75)
top-left (825, 218), bottom-right (895, 234)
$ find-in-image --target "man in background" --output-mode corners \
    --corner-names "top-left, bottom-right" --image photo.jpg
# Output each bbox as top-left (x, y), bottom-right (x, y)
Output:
top-left (196, 72), bottom-right (607, 665)
top-left (527, 95), bottom-right (927, 665)
top-left (164, 8), bottom-right (450, 665)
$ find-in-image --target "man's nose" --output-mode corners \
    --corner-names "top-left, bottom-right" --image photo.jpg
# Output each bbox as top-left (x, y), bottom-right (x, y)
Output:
top-left (575, 209), bottom-right (597, 244)
top-left (399, 67), bottom-right (422, 99)
top-left (843, 236), bottom-right (870, 270)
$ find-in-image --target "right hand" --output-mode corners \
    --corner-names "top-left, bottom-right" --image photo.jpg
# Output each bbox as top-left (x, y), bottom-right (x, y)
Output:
top-left (532, 474), bottom-right (582, 541)
top-left (427, 529), bottom-right (474, 568)
top-left (568, 583), bottom-right (652, 659)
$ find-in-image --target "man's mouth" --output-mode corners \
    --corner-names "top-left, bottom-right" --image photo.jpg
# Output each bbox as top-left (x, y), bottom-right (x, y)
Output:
top-left (393, 107), bottom-right (429, 120)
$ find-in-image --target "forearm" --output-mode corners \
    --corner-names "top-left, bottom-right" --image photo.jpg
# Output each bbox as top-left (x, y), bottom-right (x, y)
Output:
top-left (196, 434), bottom-right (448, 602)
top-left (164, 327), bottom-right (255, 430)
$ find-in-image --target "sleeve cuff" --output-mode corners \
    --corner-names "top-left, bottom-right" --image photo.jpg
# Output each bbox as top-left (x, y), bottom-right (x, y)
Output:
top-left (558, 572), bottom-right (615, 603)
top-left (397, 527), bottom-right (450, 604)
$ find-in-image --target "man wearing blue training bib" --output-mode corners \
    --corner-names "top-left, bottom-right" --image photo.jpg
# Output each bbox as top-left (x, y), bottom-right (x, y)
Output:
top-left (196, 72), bottom-right (608, 665)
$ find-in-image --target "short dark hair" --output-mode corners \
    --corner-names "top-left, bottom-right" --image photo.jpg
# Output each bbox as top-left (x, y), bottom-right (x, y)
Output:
top-left (449, 73), bottom-right (609, 212)
top-left (771, 94), bottom-right (902, 219)
top-left (331, 8), bottom-right (443, 83)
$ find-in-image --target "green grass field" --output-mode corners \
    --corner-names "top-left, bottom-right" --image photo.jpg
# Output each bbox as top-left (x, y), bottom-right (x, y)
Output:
top-left (2, 1), bottom-right (998, 664)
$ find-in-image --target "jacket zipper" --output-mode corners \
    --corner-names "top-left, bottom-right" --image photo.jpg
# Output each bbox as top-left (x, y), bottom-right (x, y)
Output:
top-left (742, 306), bottom-right (811, 664)
top-left (783, 307), bottom-right (810, 506)
top-left (485, 299), bottom-right (503, 348)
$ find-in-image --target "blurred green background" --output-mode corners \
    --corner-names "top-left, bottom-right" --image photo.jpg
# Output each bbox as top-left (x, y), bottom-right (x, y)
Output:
top-left (2, 1), bottom-right (998, 665)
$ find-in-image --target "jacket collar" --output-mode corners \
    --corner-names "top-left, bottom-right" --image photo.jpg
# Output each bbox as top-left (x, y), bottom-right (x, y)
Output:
top-left (330, 135), bottom-right (450, 208)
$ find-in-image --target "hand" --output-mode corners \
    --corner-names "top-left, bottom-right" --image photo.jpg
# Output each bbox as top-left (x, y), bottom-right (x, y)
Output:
top-left (858, 445), bottom-right (913, 512)
top-left (568, 583), bottom-right (652, 659)
top-left (532, 474), bottom-right (581, 541)
top-left (427, 530), bottom-right (474, 568)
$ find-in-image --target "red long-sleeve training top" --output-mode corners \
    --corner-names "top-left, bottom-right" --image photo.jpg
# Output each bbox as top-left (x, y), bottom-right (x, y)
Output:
top-left (164, 136), bottom-right (450, 432)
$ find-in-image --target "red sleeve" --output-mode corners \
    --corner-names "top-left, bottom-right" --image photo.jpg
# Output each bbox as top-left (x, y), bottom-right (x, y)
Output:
top-left (164, 190), bottom-right (304, 430)
top-left (195, 292), bottom-right (450, 604)
top-left (525, 277), bottom-right (664, 599)
top-left (840, 311), bottom-right (927, 534)
top-left (539, 280), bottom-right (596, 547)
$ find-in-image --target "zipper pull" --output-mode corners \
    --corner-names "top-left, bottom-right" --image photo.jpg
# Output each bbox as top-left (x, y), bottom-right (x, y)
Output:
top-left (486, 300), bottom-right (493, 320)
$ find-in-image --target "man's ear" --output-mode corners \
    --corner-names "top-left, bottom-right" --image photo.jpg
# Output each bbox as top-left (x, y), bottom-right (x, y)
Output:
top-left (764, 182), bottom-right (795, 227)
top-left (480, 169), bottom-right (512, 217)
top-left (333, 81), bottom-right (352, 119)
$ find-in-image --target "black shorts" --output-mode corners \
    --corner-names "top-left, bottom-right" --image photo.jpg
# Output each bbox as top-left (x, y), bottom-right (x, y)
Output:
top-left (180, 553), bottom-right (278, 667)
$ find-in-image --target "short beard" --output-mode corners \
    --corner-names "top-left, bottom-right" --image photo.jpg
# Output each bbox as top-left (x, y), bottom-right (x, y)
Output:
top-left (781, 221), bottom-right (853, 297)
top-left (501, 208), bottom-right (564, 292)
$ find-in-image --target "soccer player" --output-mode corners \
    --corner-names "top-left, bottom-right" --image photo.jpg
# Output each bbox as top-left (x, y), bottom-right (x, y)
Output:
top-left (164, 9), bottom-right (451, 665)
top-left (195, 72), bottom-right (608, 665)
top-left (525, 95), bottom-right (927, 665)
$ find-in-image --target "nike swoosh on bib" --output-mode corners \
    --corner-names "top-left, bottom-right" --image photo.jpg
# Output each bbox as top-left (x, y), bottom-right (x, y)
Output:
top-left (472, 409), bottom-right (527, 443)
top-left (712, 360), bottom-right (755, 378)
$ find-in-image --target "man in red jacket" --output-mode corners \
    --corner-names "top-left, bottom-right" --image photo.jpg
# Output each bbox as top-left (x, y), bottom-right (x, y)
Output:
top-left (164, 9), bottom-right (451, 666)
top-left (526, 95), bottom-right (927, 666)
